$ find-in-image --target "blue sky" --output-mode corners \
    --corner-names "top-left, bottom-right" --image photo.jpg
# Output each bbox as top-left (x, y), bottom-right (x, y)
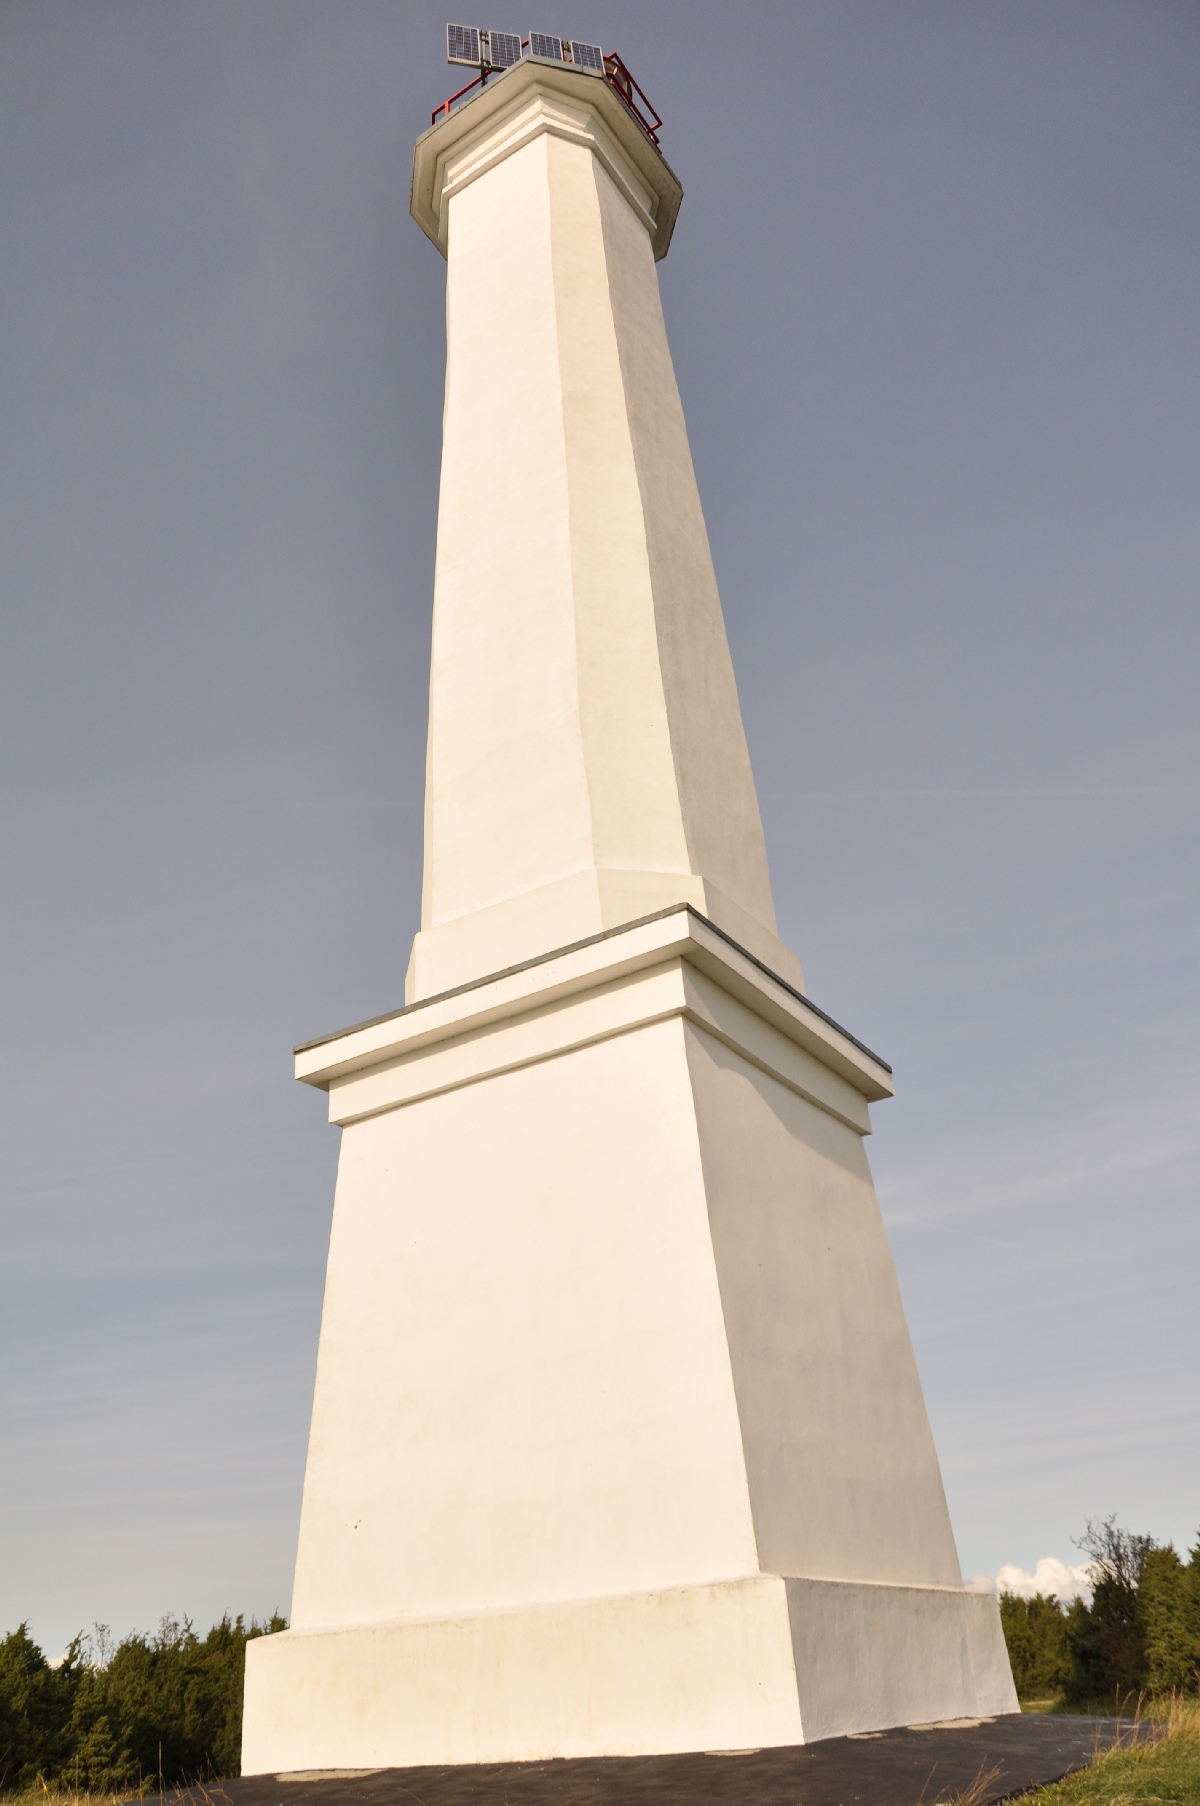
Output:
top-left (2, 0), bottom-right (1197, 1656)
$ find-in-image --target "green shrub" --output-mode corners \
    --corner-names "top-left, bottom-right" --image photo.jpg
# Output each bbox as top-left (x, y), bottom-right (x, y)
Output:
top-left (998, 1593), bottom-right (1072, 1697)
top-left (0, 1613), bottom-right (285, 1792)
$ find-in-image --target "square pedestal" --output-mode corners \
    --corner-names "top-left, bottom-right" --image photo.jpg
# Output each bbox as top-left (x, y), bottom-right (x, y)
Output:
top-left (242, 908), bottom-right (1015, 1770)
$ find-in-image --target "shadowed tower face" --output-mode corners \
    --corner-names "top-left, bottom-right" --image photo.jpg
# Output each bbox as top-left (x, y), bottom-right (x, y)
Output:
top-left (405, 64), bottom-right (803, 1002)
top-left (240, 53), bottom-right (1017, 1774)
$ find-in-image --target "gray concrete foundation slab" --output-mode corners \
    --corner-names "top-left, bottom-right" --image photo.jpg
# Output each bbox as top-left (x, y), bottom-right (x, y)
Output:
top-left (152, 1714), bottom-right (1150, 1806)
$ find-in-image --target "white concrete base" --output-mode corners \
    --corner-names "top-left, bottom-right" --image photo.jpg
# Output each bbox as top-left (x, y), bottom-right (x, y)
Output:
top-left (242, 1576), bottom-right (1014, 1771)
top-left (242, 910), bottom-right (1016, 1771)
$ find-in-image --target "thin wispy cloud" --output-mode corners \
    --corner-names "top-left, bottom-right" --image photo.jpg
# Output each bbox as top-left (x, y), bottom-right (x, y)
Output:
top-left (798, 786), bottom-right (1200, 799)
top-left (880, 1083), bottom-right (1200, 1230)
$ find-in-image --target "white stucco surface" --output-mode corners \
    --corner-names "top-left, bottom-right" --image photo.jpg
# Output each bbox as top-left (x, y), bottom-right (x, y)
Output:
top-left (242, 914), bottom-right (1015, 1769)
top-left (241, 63), bottom-right (1017, 1771)
top-left (242, 1574), bottom-right (1016, 1770)
top-left (685, 1026), bottom-right (964, 1588)
top-left (290, 1016), bottom-right (759, 1627)
top-left (243, 1578), bottom-right (805, 1770)
top-left (404, 64), bottom-right (800, 1002)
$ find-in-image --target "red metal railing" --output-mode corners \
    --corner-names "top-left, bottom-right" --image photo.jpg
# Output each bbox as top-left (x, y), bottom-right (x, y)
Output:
top-left (601, 53), bottom-right (662, 146)
top-left (431, 70), bottom-right (487, 124)
top-left (432, 45), bottom-right (663, 150)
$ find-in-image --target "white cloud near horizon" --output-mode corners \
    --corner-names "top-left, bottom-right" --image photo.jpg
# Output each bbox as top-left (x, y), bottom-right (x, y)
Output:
top-left (967, 1558), bottom-right (1096, 1603)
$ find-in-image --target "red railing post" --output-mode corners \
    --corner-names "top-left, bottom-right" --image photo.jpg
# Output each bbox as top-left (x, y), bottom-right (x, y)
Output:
top-left (431, 49), bottom-right (663, 151)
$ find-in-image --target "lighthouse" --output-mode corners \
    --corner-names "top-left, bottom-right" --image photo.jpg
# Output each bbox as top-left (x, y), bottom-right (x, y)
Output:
top-left (241, 43), bottom-right (1016, 1772)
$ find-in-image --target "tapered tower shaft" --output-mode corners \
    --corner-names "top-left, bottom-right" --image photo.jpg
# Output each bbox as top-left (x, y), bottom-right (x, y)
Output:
top-left (407, 64), bottom-right (802, 1000)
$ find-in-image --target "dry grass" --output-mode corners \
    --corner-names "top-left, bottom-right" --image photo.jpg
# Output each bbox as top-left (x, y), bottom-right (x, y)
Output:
top-left (1, 1788), bottom-right (137, 1806)
top-left (1002, 1696), bottom-right (1200, 1806)
top-left (1, 1785), bottom-right (237, 1806)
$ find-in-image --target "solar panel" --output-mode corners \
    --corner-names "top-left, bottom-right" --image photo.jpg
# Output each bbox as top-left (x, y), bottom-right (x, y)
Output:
top-left (567, 40), bottom-right (604, 73)
top-left (484, 28), bottom-right (523, 67)
top-left (528, 31), bottom-right (564, 60)
top-left (446, 22), bottom-right (482, 64)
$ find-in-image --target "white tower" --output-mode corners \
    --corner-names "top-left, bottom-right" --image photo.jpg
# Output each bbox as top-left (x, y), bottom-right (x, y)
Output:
top-left (242, 53), bottom-right (1015, 1772)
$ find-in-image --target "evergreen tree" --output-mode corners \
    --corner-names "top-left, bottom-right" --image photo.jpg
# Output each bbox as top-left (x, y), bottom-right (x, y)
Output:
top-left (0, 1626), bottom-right (81, 1789)
top-left (1140, 1540), bottom-right (1200, 1694)
top-left (1065, 1570), bottom-right (1146, 1701)
top-left (997, 1593), bottom-right (1071, 1697)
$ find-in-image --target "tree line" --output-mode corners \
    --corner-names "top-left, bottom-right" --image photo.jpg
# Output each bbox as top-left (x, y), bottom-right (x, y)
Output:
top-left (1000, 1517), bottom-right (1200, 1703)
top-left (0, 1613), bottom-right (284, 1795)
top-left (2, 1517), bottom-right (1198, 1793)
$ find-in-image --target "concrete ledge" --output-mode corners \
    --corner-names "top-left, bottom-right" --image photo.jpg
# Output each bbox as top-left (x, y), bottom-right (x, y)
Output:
top-left (412, 61), bottom-right (683, 260)
top-left (785, 1579), bottom-right (1017, 1741)
top-left (242, 1577), bottom-right (1014, 1773)
top-left (322, 961), bottom-right (875, 1136)
top-left (243, 1577), bottom-right (801, 1772)
top-left (294, 907), bottom-right (893, 1111)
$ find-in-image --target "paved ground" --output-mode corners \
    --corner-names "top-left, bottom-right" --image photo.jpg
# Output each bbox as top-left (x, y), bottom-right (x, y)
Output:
top-left (148, 1714), bottom-right (1151, 1806)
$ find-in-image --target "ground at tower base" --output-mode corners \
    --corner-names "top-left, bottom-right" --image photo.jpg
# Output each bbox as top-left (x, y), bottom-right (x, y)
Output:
top-left (124, 1715), bottom-right (1163, 1806)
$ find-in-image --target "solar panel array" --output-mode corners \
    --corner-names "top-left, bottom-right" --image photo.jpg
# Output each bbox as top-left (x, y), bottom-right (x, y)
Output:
top-left (527, 31), bottom-right (564, 60)
top-left (446, 26), bottom-right (606, 78)
top-left (485, 28), bottom-right (523, 67)
top-left (567, 40), bottom-right (603, 72)
top-left (446, 22), bottom-right (482, 64)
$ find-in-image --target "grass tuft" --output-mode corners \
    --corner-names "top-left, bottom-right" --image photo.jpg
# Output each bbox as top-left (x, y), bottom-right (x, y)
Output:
top-left (1016, 1695), bottom-right (1200, 1806)
top-left (1, 1787), bottom-right (238, 1806)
